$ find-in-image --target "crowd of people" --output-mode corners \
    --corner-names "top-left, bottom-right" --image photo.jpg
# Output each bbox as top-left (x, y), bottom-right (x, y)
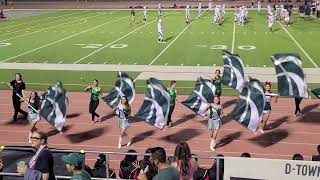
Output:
top-left (1, 131), bottom-right (319, 180)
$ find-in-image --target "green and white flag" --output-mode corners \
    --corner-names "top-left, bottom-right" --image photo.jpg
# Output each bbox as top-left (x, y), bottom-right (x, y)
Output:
top-left (229, 78), bottom-right (266, 132)
top-left (103, 72), bottom-right (135, 108)
top-left (221, 50), bottom-right (245, 92)
top-left (135, 78), bottom-right (171, 129)
top-left (182, 77), bottom-right (216, 117)
top-left (271, 53), bottom-right (308, 98)
top-left (40, 81), bottom-right (68, 132)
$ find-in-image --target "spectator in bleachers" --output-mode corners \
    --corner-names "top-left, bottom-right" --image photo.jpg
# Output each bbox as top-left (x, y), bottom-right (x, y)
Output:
top-left (192, 154), bottom-right (209, 180)
top-left (22, 131), bottom-right (55, 180)
top-left (139, 148), bottom-right (158, 180)
top-left (312, 145), bottom-right (320, 161)
top-left (119, 149), bottom-right (140, 179)
top-left (91, 154), bottom-right (116, 178)
top-left (62, 153), bottom-right (91, 180)
top-left (208, 154), bottom-right (224, 180)
top-left (84, 165), bottom-right (93, 177)
top-left (0, 158), bottom-right (3, 180)
top-left (240, 152), bottom-right (251, 158)
top-left (292, 154), bottom-right (304, 160)
top-left (171, 142), bottom-right (197, 179)
top-left (139, 147), bottom-right (179, 180)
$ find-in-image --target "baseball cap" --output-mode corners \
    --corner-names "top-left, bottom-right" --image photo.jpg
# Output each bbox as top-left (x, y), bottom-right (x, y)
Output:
top-left (62, 153), bottom-right (84, 168)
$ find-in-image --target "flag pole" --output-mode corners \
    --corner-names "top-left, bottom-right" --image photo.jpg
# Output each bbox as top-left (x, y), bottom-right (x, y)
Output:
top-left (1, 82), bottom-right (38, 113)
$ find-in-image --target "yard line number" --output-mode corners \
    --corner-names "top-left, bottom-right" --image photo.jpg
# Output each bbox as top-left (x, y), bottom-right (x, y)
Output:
top-left (196, 44), bottom-right (256, 51)
top-left (74, 43), bottom-right (128, 49)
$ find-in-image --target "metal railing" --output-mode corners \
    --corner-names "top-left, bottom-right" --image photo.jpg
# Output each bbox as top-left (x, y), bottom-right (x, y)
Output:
top-left (0, 146), bottom-right (222, 179)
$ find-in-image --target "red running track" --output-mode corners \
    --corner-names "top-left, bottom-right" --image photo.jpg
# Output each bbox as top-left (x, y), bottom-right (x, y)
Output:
top-left (0, 90), bottom-right (319, 170)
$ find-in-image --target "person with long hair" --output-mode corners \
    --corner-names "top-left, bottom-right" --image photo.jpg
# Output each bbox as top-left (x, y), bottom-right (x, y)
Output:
top-left (113, 96), bottom-right (132, 149)
top-left (119, 149), bottom-right (140, 179)
top-left (27, 91), bottom-right (41, 143)
top-left (204, 96), bottom-right (223, 151)
top-left (84, 79), bottom-right (102, 124)
top-left (257, 81), bottom-right (278, 133)
top-left (8, 73), bottom-right (28, 121)
top-left (167, 81), bottom-right (177, 128)
top-left (171, 142), bottom-right (196, 180)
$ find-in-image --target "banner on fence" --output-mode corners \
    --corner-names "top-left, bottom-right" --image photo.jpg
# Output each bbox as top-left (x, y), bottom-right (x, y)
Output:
top-left (224, 157), bottom-right (320, 180)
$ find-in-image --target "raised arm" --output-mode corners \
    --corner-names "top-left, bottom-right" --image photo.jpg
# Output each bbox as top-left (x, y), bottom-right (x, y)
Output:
top-left (84, 84), bottom-right (92, 92)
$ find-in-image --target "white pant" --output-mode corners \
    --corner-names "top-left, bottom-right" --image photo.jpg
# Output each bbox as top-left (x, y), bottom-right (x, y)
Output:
top-left (158, 31), bottom-right (163, 41)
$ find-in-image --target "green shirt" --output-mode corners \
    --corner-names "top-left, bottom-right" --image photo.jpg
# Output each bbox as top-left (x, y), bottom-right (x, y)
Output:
top-left (90, 87), bottom-right (101, 101)
top-left (153, 166), bottom-right (179, 180)
top-left (213, 76), bottom-right (222, 92)
top-left (71, 170), bottom-right (91, 180)
top-left (168, 88), bottom-right (176, 106)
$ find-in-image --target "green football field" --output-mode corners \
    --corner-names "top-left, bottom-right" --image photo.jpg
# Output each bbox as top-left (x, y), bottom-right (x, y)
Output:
top-left (0, 9), bottom-right (319, 95)
top-left (0, 9), bottom-right (319, 66)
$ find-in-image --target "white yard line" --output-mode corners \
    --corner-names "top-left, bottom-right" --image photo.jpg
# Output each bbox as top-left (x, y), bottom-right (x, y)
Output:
top-left (231, 22), bottom-right (236, 54)
top-left (0, 11), bottom-right (87, 36)
top-left (73, 11), bottom-right (176, 64)
top-left (2, 15), bottom-right (129, 62)
top-left (0, 12), bottom-right (105, 43)
top-left (0, 11), bottom-right (85, 30)
top-left (279, 22), bottom-right (318, 68)
top-left (148, 10), bottom-right (206, 65)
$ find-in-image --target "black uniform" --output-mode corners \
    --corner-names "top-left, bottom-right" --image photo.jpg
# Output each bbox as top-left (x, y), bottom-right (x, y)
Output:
top-left (10, 80), bottom-right (28, 121)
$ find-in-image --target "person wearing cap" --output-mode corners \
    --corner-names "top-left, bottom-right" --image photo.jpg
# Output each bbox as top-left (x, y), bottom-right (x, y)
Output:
top-left (62, 153), bottom-right (91, 180)
top-left (138, 147), bottom-right (179, 180)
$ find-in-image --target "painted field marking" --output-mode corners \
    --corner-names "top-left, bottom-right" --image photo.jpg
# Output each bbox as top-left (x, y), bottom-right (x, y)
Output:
top-left (2, 15), bottom-right (130, 62)
top-left (181, 64), bottom-right (184, 66)
top-left (118, 62), bottom-right (122, 65)
top-left (0, 12), bottom-right (106, 43)
top-left (103, 61), bottom-right (108, 64)
top-left (231, 22), bottom-right (236, 53)
top-left (165, 63), bottom-right (168, 65)
top-left (279, 22), bottom-right (318, 68)
top-left (0, 11), bottom-right (85, 31)
top-left (58, 61), bottom-right (63, 64)
top-left (28, 61), bottom-right (33, 63)
top-left (0, 12), bottom-right (84, 38)
top-left (74, 11), bottom-right (176, 64)
top-left (87, 62), bottom-right (92, 64)
top-left (43, 61), bottom-right (48, 63)
top-left (14, 60), bottom-right (20, 63)
top-left (133, 62), bottom-right (137, 65)
top-left (149, 10), bottom-right (207, 65)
